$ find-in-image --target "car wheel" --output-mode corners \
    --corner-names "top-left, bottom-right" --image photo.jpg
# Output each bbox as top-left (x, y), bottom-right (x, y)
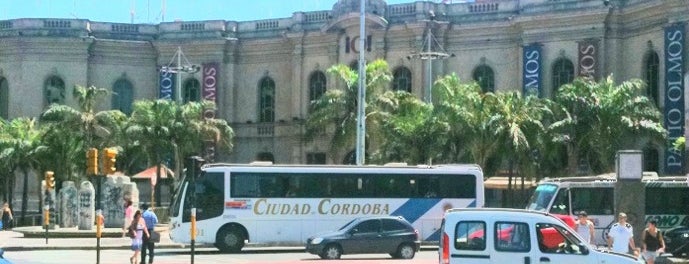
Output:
top-left (396, 243), bottom-right (416, 259)
top-left (216, 227), bottom-right (245, 253)
top-left (322, 244), bottom-right (342, 259)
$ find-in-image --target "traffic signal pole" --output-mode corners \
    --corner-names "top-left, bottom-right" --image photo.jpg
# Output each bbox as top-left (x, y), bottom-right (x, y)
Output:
top-left (87, 147), bottom-right (117, 264)
top-left (44, 171), bottom-right (55, 244)
top-left (187, 156), bottom-right (204, 264)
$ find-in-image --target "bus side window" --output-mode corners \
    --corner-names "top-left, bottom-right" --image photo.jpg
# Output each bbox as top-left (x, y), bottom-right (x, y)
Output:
top-left (549, 189), bottom-right (569, 215)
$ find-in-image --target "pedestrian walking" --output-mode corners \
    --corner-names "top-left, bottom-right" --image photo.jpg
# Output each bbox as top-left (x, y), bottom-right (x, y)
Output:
top-left (575, 211), bottom-right (595, 245)
top-left (123, 199), bottom-right (133, 237)
top-left (141, 203), bottom-right (158, 264)
top-left (607, 212), bottom-right (636, 254)
top-left (1, 202), bottom-right (13, 230)
top-left (642, 219), bottom-right (665, 264)
top-left (129, 210), bottom-right (150, 264)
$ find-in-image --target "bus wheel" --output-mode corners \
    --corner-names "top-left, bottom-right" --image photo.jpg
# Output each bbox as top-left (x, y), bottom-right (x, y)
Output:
top-left (395, 243), bottom-right (416, 259)
top-left (216, 227), bottom-right (245, 253)
top-left (321, 244), bottom-right (342, 259)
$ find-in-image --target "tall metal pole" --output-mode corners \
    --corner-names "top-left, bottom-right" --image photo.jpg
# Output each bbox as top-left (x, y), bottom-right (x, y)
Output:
top-left (355, 0), bottom-right (366, 165)
top-left (176, 46), bottom-right (182, 103)
top-left (426, 27), bottom-right (432, 103)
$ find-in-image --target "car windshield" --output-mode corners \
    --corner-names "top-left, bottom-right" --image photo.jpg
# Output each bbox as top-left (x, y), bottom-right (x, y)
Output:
top-left (527, 184), bottom-right (558, 211)
top-left (338, 218), bottom-right (359, 231)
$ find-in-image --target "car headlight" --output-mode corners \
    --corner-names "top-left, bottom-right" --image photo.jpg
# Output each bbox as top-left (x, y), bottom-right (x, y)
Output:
top-left (311, 237), bottom-right (323, 244)
top-left (682, 233), bottom-right (689, 238)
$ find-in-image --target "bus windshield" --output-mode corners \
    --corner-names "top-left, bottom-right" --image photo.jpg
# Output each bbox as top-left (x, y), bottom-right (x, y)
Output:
top-left (170, 172), bottom-right (188, 218)
top-left (526, 184), bottom-right (558, 211)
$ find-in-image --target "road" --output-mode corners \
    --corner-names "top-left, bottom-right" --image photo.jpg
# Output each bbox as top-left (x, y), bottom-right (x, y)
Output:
top-left (3, 248), bottom-right (439, 264)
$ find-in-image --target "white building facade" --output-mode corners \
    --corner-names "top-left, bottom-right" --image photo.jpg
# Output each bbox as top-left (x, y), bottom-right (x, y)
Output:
top-left (0, 0), bottom-right (687, 174)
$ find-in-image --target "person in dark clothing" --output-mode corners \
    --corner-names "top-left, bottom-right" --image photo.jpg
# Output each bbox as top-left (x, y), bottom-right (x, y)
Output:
top-left (1, 202), bottom-right (13, 230)
top-left (140, 203), bottom-right (158, 264)
top-left (642, 219), bottom-right (665, 264)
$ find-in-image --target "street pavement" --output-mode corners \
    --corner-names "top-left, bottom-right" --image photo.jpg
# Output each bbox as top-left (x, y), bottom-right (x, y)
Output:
top-left (2, 226), bottom-right (689, 263)
top-left (0, 225), bottom-right (197, 251)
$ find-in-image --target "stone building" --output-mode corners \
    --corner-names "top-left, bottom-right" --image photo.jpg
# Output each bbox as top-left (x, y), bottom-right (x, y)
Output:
top-left (0, 0), bottom-right (688, 175)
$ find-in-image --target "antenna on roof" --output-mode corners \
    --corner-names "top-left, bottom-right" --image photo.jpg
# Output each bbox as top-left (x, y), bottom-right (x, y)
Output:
top-left (130, 0), bottom-right (136, 23)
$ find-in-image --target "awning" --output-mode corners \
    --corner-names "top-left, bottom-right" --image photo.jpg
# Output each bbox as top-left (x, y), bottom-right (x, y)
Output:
top-left (484, 176), bottom-right (536, 190)
top-left (132, 165), bottom-right (174, 186)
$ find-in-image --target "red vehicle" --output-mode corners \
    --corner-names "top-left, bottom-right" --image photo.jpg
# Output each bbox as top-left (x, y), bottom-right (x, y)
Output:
top-left (468, 213), bottom-right (576, 249)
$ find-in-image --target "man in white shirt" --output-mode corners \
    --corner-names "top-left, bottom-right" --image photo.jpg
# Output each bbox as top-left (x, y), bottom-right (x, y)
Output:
top-left (575, 211), bottom-right (595, 245)
top-left (607, 212), bottom-right (636, 254)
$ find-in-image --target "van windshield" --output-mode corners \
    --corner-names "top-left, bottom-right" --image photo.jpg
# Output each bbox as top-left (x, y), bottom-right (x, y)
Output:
top-left (526, 184), bottom-right (558, 211)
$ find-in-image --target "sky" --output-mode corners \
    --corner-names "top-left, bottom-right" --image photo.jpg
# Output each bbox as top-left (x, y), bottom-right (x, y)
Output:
top-left (0, 0), bottom-right (426, 24)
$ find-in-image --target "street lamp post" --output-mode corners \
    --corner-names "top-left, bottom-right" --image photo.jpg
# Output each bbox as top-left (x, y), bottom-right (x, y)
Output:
top-left (160, 47), bottom-right (200, 103)
top-left (355, 0), bottom-right (366, 166)
top-left (408, 13), bottom-right (453, 104)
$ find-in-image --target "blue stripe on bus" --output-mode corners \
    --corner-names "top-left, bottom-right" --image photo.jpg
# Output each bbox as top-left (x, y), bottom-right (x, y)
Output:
top-left (468, 199), bottom-right (477, 208)
top-left (427, 228), bottom-right (441, 241)
top-left (391, 198), bottom-right (442, 224)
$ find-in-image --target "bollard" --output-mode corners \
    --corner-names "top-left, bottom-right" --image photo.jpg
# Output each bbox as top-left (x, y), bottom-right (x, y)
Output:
top-left (96, 210), bottom-right (103, 264)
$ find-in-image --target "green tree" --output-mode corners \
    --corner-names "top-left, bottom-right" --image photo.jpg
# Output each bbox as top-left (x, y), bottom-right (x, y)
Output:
top-left (550, 76), bottom-right (665, 174)
top-left (40, 85), bottom-right (127, 181)
top-left (126, 99), bottom-right (234, 206)
top-left (0, 118), bottom-right (45, 224)
top-left (306, 59), bottom-right (392, 163)
top-left (490, 92), bottom-right (549, 206)
top-left (374, 91), bottom-right (448, 164)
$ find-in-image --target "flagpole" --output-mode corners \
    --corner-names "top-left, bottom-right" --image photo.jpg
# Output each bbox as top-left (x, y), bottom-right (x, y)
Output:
top-left (355, 0), bottom-right (366, 166)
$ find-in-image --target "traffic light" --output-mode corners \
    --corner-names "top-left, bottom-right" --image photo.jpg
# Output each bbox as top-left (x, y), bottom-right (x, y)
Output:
top-left (103, 148), bottom-right (118, 175)
top-left (87, 148), bottom-right (98, 175)
top-left (45, 171), bottom-right (55, 190)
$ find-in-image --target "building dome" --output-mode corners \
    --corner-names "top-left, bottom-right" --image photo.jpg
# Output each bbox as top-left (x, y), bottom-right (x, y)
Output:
top-left (331, 0), bottom-right (387, 18)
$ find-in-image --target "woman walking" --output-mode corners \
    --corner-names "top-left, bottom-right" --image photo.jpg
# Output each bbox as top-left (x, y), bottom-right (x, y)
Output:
top-left (129, 210), bottom-right (150, 264)
top-left (1, 202), bottom-right (13, 230)
top-left (123, 199), bottom-right (133, 237)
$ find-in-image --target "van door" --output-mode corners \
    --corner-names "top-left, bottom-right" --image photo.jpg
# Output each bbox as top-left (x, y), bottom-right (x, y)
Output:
top-left (491, 221), bottom-right (535, 264)
top-left (534, 222), bottom-right (595, 263)
top-left (448, 220), bottom-right (490, 264)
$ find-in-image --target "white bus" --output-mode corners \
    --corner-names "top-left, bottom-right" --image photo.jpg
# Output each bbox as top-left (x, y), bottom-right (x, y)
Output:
top-left (168, 162), bottom-right (484, 252)
top-left (526, 172), bottom-right (689, 245)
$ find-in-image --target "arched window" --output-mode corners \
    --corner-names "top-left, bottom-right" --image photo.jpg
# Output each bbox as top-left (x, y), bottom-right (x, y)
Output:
top-left (256, 152), bottom-right (275, 162)
top-left (44, 76), bottom-right (65, 106)
top-left (552, 58), bottom-right (575, 95)
top-left (644, 51), bottom-right (660, 106)
top-left (309, 71), bottom-right (327, 102)
top-left (472, 65), bottom-right (495, 93)
top-left (643, 145), bottom-right (659, 173)
top-left (0, 77), bottom-right (8, 119)
top-left (183, 78), bottom-right (201, 103)
top-left (392, 67), bottom-right (412, 92)
top-left (259, 77), bottom-right (275, 123)
top-left (349, 60), bottom-right (359, 71)
top-left (112, 78), bottom-right (133, 115)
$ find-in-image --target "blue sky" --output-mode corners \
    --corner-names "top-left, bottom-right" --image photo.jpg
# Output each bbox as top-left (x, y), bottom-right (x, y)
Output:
top-left (0, 0), bottom-right (427, 24)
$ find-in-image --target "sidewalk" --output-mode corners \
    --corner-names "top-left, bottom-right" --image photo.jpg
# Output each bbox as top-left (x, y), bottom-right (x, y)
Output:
top-left (0, 225), bottom-right (192, 251)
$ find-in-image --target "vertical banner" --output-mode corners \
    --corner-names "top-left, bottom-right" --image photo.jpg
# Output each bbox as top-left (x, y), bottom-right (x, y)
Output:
top-left (578, 39), bottom-right (600, 80)
top-left (159, 70), bottom-right (175, 100)
top-left (202, 62), bottom-right (219, 162)
top-left (522, 44), bottom-right (542, 97)
top-left (664, 23), bottom-right (685, 175)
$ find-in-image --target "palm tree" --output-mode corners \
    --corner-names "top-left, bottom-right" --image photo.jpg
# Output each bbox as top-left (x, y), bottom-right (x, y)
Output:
top-left (126, 99), bottom-right (233, 207)
top-left (374, 91), bottom-right (448, 164)
top-left (40, 85), bottom-right (127, 178)
top-left (306, 59), bottom-right (392, 163)
top-left (490, 92), bottom-right (549, 206)
top-left (126, 99), bottom-right (178, 207)
top-left (550, 76), bottom-right (665, 174)
top-left (0, 118), bottom-right (45, 224)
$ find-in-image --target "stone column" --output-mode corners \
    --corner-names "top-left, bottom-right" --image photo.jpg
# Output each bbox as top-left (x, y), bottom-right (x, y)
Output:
top-left (58, 181), bottom-right (79, 228)
top-left (614, 150), bottom-right (645, 250)
top-left (101, 175), bottom-right (139, 228)
top-left (77, 181), bottom-right (95, 230)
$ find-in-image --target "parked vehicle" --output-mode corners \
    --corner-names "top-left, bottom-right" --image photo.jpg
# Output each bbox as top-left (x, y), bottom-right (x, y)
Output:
top-left (439, 208), bottom-right (643, 264)
top-left (664, 226), bottom-right (689, 257)
top-left (306, 216), bottom-right (420, 259)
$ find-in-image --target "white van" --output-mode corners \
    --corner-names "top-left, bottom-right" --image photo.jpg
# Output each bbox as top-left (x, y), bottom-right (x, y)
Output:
top-left (439, 208), bottom-right (643, 264)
